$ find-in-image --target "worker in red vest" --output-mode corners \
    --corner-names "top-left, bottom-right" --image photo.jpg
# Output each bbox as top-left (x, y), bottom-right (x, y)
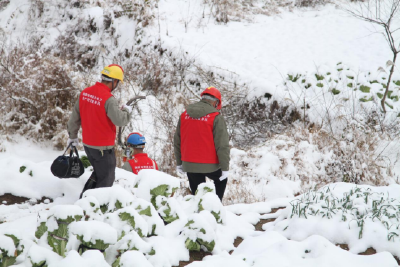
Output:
top-left (67, 64), bottom-right (132, 198)
top-left (121, 132), bottom-right (158, 174)
top-left (174, 87), bottom-right (230, 201)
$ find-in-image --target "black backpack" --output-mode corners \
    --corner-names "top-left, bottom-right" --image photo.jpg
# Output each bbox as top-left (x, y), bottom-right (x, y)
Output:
top-left (51, 144), bottom-right (85, 178)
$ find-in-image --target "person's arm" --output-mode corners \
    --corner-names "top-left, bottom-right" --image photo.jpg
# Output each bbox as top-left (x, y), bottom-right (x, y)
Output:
top-left (121, 162), bottom-right (133, 172)
top-left (155, 160), bottom-right (159, 170)
top-left (213, 115), bottom-right (230, 171)
top-left (67, 98), bottom-right (81, 138)
top-left (173, 117), bottom-right (182, 166)
top-left (105, 97), bottom-right (132, 127)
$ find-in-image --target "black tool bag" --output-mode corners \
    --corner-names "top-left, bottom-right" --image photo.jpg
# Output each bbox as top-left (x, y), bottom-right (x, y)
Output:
top-left (51, 144), bottom-right (85, 178)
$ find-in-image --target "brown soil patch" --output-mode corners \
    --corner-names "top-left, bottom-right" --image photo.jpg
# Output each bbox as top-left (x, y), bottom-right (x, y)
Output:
top-left (228, 237), bottom-right (244, 255)
top-left (358, 247), bottom-right (377, 255)
top-left (270, 207), bottom-right (285, 214)
top-left (255, 218), bottom-right (276, 231)
top-left (234, 237), bottom-right (243, 248)
top-left (253, 206), bottom-right (286, 231)
top-left (177, 250), bottom-right (212, 267)
top-left (336, 244), bottom-right (400, 265)
top-left (335, 244), bottom-right (349, 251)
top-left (0, 194), bottom-right (52, 205)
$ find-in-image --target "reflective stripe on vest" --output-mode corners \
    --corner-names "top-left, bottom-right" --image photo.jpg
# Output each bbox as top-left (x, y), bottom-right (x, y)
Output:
top-left (128, 153), bottom-right (159, 175)
top-left (79, 82), bottom-right (116, 146)
top-left (180, 110), bottom-right (219, 164)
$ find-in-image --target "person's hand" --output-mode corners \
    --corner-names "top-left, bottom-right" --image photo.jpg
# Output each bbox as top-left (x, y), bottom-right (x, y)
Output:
top-left (123, 104), bottom-right (133, 113)
top-left (176, 165), bottom-right (185, 174)
top-left (67, 138), bottom-right (79, 147)
top-left (219, 171), bottom-right (229, 181)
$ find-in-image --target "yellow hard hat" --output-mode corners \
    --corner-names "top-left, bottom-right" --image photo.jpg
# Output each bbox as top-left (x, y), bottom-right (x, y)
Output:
top-left (101, 64), bottom-right (124, 83)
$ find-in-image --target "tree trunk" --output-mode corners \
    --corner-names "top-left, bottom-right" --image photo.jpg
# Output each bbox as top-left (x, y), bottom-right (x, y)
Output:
top-left (381, 53), bottom-right (398, 113)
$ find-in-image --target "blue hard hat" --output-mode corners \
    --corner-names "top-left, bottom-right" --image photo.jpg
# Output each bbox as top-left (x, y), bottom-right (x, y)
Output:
top-left (127, 132), bottom-right (146, 146)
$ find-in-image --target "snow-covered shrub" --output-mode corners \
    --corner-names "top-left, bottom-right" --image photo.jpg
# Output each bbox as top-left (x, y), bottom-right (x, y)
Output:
top-left (134, 170), bottom-right (180, 208)
top-left (198, 193), bottom-right (226, 224)
top-left (105, 207), bottom-right (148, 238)
top-left (194, 183), bottom-right (226, 224)
top-left (69, 221), bottom-right (117, 255)
top-left (82, 186), bottom-right (135, 214)
top-left (113, 250), bottom-right (153, 267)
top-left (74, 196), bottom-right (104, 221)
top-left (203, 0), bottom-right (278, 23)
top-left (105, 231), bottom-right (154, 267)
top-left (0, 42), bottom-right (77, 150)
top-left (28, 244), bottom-right (62, 267)
top-left (294, 0), bottom-right (327, 7)
top-left (181, 212), bottom-right (217, 252)
top-left (0, 234), bottom-right (23, 267)
top-left (154, 196), bottom-right (182, 223)
top-left (128, 199), bottom-right (164, 236)
top-left (36, 205), bottom-right (84, 257)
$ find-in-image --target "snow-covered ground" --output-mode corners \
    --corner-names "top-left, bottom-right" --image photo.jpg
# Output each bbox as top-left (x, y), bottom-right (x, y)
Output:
top-left (152, 0), bottom-right (394, 97)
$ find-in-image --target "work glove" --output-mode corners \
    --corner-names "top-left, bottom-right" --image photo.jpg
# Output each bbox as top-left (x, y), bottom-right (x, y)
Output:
top-left (67, 138), bottom-right (79, 147)
top-left (176, 165), bottom-right (185, 175)
top-left (219, 171), bottom-right (229, 181)
top-left (122, 104), bottom-right (133, 113)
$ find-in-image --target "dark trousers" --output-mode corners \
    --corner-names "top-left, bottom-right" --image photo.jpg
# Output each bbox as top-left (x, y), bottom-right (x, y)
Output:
top-left (187, 169), bottom-right (227, 201)
top-left (83, 146), bottom-right (116, 188)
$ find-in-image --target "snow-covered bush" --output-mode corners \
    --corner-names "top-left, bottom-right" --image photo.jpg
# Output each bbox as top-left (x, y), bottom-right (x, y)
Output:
top-left (105, 207), bottom-right (148, 238)
top-left (35, 205), bottom-right (84, 257)
top-left (133, 170), bottom-right (188, 223)
top-left (28, 244), bottom-right (62, 267)
top-left (0, 43), bottom-right (77, 150)
top-left (74, 196), bottom-right (104, 221)
top-left (114, 250), bottom-right (153, 267)
top-left (181, 212), bottom-right (217, 252)
top-left (69, 221), bottom-right (117, 254)
top-left (105, 231), bottom-right (154, 267)
top-left (198, 193), bottom-right (226, 224)
top-left (0, 234), bottom-right (23, 267)
top-left (154, 196), bottom-right (182, 223)
top-left (82, 186), bottom-right (135, 214)
top-left (129, 199), bottom-right (164, 236)
top-left (195, 183), bottom-right (226, 224)
top-left (134, 170), bottom-right (180, 208)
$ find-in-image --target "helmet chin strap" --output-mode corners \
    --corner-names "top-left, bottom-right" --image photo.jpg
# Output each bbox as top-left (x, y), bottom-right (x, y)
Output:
top-left (111, 79), bottom-right (119, 91)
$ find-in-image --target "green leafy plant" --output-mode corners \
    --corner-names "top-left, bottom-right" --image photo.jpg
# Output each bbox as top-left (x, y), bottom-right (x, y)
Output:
top-left (80, 156), bottom-right (91, 168)
top-left (359, 85), bottom-right (370, 93)
top-left (288, 74), bottom-right (301, 82)
top-left (45, 215), bottom-right (82, 257)
top-left (0, 234), bottom-right (23, 267)
top-left (35, 222), bottom-right (48, 239)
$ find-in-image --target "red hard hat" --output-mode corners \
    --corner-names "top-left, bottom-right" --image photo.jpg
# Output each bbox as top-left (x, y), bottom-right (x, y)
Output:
top-left (201, 87), bottom-right (222, 110)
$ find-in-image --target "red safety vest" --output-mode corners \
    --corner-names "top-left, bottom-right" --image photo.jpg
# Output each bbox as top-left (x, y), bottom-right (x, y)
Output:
top-left (180, 110), bottom-right (219, 164)
top-left (79, 82), bottom-right (116, 146)
top-left (128, 153), bottom-right (159, 174)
